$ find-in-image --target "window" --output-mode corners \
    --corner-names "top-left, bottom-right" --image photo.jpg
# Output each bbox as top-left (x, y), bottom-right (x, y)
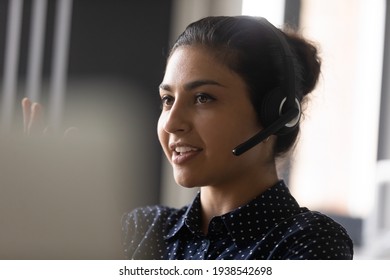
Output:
top-left (290, 0), bottom-right (385, 219)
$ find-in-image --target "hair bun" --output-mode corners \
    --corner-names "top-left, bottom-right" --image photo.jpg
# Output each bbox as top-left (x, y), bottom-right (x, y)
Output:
top-left (285, 31), bottom-right (321, 96)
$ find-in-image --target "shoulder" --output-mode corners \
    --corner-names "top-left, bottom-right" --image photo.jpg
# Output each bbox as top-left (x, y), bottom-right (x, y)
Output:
top-left (122, 204), bottom-right (188, 234)
top-left (269, 210), bottom-right (354, 259)
top-left (123, 205), bottom-right (175, 223)
top-left (282, 210), bottom-right (349, 232)
top-left (121, 204), bottom-right (189, 259)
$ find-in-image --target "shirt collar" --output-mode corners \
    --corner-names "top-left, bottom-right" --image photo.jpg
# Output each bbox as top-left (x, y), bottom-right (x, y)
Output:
top-left (164, 191), bottom-right (203, 240)
top-left (221, 181), bottom-right (302, 247)
top-left (164, 181), bottom-right (303, 246)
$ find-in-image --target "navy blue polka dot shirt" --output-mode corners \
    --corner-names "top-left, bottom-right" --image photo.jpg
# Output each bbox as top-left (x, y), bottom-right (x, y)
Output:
top-left (122, 181), bottom-right (353, 259)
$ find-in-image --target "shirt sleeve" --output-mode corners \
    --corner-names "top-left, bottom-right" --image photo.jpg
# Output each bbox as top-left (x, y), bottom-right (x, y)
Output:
top-left (121, 205), bottom-right (175, 259)
top-left (121, 209), bottom-right (141, 259)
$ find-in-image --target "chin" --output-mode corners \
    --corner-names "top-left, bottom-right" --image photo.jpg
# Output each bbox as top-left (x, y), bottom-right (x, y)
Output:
top-left (176, 180), bottom-right (200, 188)
top-left (172, 167), bottom-right (211, 188)
top-left (174, 176), bottom-right (202, 189)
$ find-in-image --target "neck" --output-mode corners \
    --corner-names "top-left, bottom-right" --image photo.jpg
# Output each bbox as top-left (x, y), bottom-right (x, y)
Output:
top-left (199, 163), bottom-right (278, 234)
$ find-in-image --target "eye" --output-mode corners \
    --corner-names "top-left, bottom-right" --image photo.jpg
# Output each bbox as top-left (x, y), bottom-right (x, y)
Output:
top-left (160, 95), bottom-right (174, 109)
top-left (195, 93), bottom-right (215, 104)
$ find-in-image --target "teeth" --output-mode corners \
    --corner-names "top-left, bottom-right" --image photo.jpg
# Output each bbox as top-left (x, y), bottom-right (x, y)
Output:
top-left (175, 146), bottom-right (197, 153)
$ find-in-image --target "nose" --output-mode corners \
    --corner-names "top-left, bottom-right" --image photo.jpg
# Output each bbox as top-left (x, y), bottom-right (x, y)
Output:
top-left (161, 101), bottom-right (191, 135)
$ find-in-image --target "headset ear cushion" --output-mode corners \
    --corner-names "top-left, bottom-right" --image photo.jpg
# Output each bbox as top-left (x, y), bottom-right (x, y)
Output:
top-left (260, 87), bottom-right (285, 128)
top-left (260, 87), bottom-right (301, 135)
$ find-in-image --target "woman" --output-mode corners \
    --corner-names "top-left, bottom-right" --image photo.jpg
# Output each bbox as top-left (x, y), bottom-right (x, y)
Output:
top-left (121, 16), bottom-right (353, 260)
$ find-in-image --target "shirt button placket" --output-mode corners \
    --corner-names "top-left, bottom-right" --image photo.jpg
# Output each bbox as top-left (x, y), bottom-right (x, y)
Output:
top-left (197, 239), bottom-right (209, 259)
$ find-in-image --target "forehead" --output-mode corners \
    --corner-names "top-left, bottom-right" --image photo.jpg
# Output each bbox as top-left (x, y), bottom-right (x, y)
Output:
top-left (162, 46), bottom-right (241, 87)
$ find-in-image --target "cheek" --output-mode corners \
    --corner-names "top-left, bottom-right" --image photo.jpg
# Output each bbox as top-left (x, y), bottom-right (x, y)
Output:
top-left (198, 118), bottom-right (240, 153)
top-left (157, 116), bottom-right (168, 150)
top-left (203, 112), bottom-right (260, 155)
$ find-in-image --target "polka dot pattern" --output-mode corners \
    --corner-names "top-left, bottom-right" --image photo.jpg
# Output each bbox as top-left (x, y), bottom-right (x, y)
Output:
top-left (122, 181), bottom-right (353, 259)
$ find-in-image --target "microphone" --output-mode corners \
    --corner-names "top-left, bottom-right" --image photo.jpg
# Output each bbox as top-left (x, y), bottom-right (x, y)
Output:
top-left (232, 107), bottom-right (299, 156)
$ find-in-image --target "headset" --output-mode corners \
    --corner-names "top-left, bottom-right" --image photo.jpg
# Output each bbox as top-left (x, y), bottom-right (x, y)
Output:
top-left (232, 18), bottom-right (301, 156)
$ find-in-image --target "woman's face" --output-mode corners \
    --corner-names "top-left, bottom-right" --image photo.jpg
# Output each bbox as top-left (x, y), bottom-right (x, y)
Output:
top-left (158, 46), bottom-right (271, 188)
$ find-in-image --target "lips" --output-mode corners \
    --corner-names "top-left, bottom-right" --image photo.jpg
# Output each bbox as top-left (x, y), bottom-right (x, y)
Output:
top-left (169, 143), bottom-right (202, 165)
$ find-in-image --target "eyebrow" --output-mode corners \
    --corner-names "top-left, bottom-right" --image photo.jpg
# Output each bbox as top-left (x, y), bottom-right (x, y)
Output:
top-left (159, 79), bottom-right (226, 92)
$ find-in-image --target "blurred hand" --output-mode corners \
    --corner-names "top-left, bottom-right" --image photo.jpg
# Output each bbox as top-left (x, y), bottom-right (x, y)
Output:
top-left (21, 97), bottom-right (78, 137)
top-left (21, 97), bottom-right (45, 136)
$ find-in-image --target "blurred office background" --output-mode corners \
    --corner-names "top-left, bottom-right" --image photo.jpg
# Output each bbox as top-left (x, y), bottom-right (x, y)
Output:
top-left (0, 0), bottom-right (389, 259)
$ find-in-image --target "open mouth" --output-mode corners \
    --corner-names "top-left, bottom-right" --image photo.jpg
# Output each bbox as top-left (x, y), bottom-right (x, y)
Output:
top-left (174, 146), bottom-right (201, 155)
top-left (171, 145), bottom-right (203, 164)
